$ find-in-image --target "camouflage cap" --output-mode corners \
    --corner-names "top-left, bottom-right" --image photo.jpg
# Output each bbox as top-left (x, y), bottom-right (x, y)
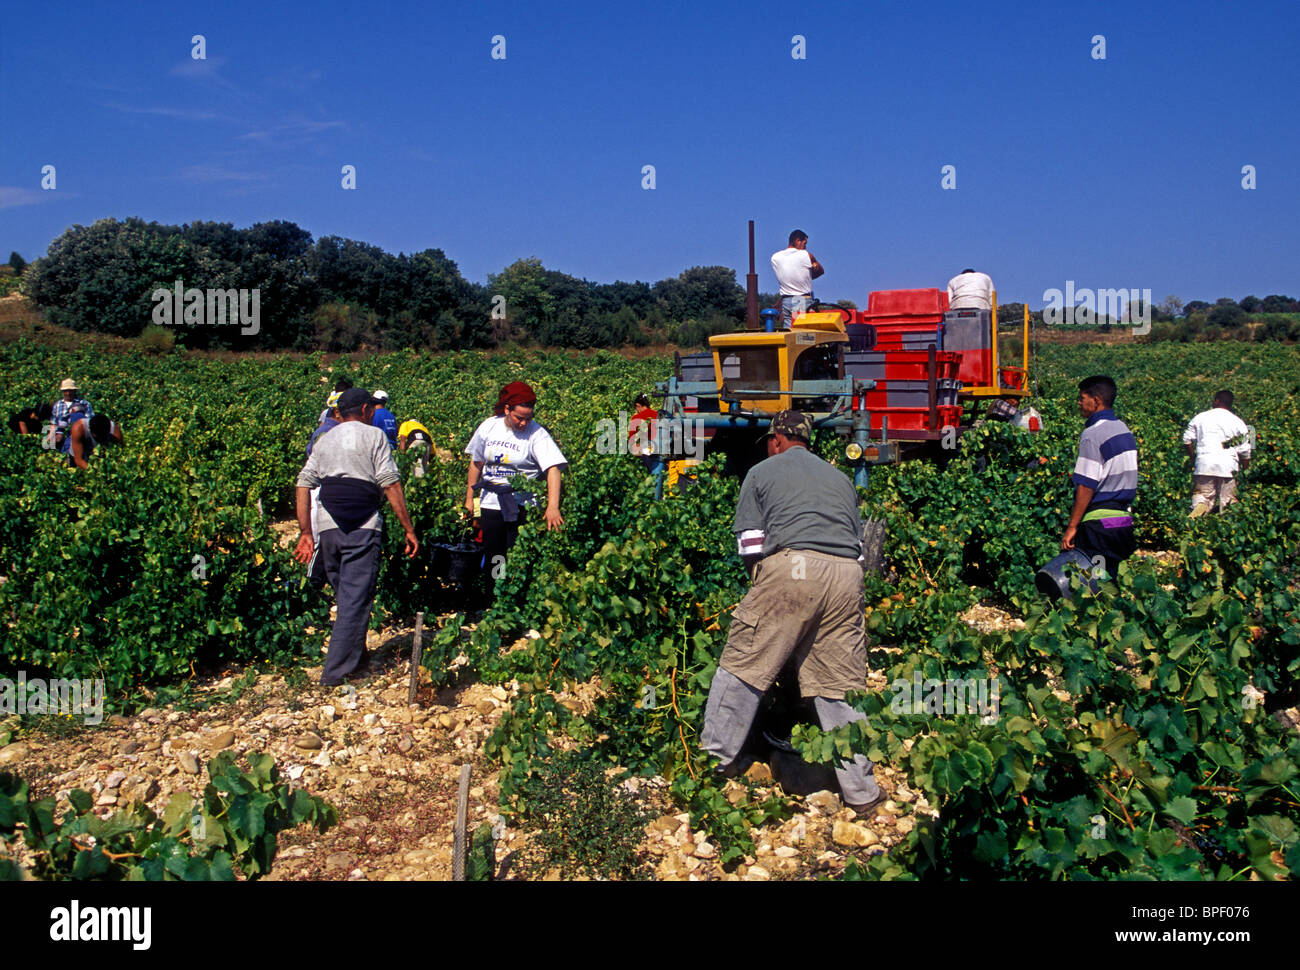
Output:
top-left (762, 410), bottom-right (813, 441)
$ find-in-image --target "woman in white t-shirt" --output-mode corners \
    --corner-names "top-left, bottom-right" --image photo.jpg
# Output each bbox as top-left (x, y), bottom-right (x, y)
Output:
top-left (464, 381), bottom-right (567, 594)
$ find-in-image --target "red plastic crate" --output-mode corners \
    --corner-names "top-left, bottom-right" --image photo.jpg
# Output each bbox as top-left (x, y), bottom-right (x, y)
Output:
top-left (865, 288), bottom-right (950, 317)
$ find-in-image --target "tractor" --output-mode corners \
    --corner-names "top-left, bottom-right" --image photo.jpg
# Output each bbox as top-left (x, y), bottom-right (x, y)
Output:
top-left (647, 221), bottom-right (1038, 494)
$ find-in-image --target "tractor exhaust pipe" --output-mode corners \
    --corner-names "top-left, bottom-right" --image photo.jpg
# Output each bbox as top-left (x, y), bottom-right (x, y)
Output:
top-left (746, 219), bottom-right (760, 330)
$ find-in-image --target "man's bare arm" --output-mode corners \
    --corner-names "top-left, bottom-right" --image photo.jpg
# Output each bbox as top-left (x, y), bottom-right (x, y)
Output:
top-left (70, 422), bottom-right (90, 470)
top-left (1061, 484), bottom-right (1094, 551)
top-left (385, 482), bottom-right (419, 558)
top-left (293, 486), bottom-right (314, 563)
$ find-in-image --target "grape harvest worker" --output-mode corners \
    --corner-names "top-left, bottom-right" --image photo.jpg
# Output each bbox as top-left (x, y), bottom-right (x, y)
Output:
top-left (946, 268), bottom-right (995, 311)
top-left (63, 413), bottom-right (123, 469)
top-left (1183, 390), bottom-right (1251, 517)
top-left (7, 403), bottom-right (50, 436)
top-left (398, 417), bottom-right (434, 478)
top-left (700, 410), bottom-right (884, 817)
top-left (1061, 375), bottom-right (1138, 577)
top-left (51, 378), bottom-right (94, 448)
top-left (319, 378), bottom-right (353, 424)
top-left (464, 381), bottom-right (567, 595)
top-left (770, 230), bottom-right (824, 328)
top-left (294, 388), bottom-right (419, 686)
top-left (371, 390), bottom-right (399, 449)
top-left (628, 393), bottom-right (658, 471)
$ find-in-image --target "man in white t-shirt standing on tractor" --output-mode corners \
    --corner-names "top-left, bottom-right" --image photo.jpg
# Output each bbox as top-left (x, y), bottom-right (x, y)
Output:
top-left (771, 230), bottom-right (824, 328)
top-left (946, 268), bottom-right (995, 310)
top-left (1183, 390), bottom-right (1252, 517)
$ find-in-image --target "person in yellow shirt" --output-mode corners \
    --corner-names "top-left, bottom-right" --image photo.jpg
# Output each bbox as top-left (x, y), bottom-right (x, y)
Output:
top-left (398, 418), bottom-right (433, 478)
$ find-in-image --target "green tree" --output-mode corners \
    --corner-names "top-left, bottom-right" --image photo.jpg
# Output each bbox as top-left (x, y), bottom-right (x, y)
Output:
top-left (487, 258), bottom-right (556, 342)
top-left (1209, 301), bottom-right (1246, 329)
top-left (653, 266), bottom-right (744, 323)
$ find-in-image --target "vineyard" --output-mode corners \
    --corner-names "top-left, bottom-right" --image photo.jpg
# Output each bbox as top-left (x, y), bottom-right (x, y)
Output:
top-left (1, 335), bottom-right (1298, 880)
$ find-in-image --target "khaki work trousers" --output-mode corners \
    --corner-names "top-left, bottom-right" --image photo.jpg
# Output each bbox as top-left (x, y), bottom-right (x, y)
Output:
top-left (1190, 475), bottom-right (1238, 515)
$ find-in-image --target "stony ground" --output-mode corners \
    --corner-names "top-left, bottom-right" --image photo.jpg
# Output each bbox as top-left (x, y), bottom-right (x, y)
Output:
top-left (6, 551), bottom-right (1290, 881)
top-left (0, 619), bottom-right (938, 881)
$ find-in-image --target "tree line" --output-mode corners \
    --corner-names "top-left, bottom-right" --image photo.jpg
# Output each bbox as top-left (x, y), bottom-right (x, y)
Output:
top-left (13, 220), bottom-right (1298, 350)
top-left (17, 219), bottom-right (750, 351)
top-left (999, 294), bottom-right (1300, 343)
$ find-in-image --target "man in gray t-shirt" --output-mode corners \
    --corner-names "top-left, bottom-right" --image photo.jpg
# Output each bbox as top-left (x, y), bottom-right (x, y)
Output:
top-left (734, 440), bottom-right (864, 562)
top-left (294, 388), bottom-right (419, 685)
top-left (702, 411), bottom-right (884, 816)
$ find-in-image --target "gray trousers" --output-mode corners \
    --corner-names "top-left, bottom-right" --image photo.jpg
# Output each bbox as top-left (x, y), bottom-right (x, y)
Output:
top-left (316, 527), bottom-right (382, 683)
top-left (701, 666), bottom-right (881, 805)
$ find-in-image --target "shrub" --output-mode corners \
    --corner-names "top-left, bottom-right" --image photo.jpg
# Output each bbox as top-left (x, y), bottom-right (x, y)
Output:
top-left (515, 752), bottom-right (651, 880)
top-left (138, 324), bottom-right (177, 354)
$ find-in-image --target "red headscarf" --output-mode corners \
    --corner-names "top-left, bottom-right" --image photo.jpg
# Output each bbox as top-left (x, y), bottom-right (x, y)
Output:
top-left (494, 380), bottom-right (537, 416)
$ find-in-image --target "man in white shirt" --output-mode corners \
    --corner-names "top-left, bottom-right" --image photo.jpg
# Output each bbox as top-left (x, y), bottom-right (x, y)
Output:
top-left (770, 230), bottom-right (824, 328)
top-left (1183, 390), bottom-right (1252, 517)
top-left (946, 269), bottom-right (995, 310)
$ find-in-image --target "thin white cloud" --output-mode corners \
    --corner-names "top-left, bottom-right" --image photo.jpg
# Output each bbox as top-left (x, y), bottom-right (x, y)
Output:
top-left (0, 187), bottom-right (64, 210)
top-left (101, 101), bottom-right (238, 123)
top-left (237, 118), bottom-right (346, 142)
top-left (169, 165), bottom-right (269, 184)
top-left (169, 56), bottom-right (228, 78)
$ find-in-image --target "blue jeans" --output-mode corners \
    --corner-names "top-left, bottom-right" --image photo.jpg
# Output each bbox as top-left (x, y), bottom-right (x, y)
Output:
top-left (780, 295), bottom-right (812, 328)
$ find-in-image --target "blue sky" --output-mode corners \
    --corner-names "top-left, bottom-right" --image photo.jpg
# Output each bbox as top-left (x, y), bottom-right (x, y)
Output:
top-left (2, 0), bottom-right (1297, 307)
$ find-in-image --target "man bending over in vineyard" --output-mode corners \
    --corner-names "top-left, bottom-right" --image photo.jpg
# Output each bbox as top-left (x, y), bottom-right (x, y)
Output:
top-left (1061, 375), bottom-right (1138, 577)
top-left (700, 410), bottom-right (885, 818)
top-left (1183, 390), bottom-right (1251, 517)
top-left (294, 388), bottom-right (420, 686)
top-left (63, 413), bottom-right (123, 469)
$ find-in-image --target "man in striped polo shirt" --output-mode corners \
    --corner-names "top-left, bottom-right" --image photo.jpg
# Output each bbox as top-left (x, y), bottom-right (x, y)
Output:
top-left (1062, 375), bottom-right (1138, 577)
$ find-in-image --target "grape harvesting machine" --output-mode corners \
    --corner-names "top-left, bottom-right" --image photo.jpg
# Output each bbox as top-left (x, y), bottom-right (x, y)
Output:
top-left (650, 221), bottom-right (1039, 493)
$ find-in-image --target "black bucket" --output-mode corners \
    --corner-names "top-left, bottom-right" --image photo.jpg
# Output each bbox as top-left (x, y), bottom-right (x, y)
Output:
top-left (1036, 549), bottom-right (1102, 602)
top-left (430, 542), bottom-right (483, 586)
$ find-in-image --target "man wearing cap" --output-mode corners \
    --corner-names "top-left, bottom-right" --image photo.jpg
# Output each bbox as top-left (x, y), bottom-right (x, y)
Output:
top-left (294, 388), bottom-right (420, 685)
top-left (51, 379), bottom-right (94, 449)
top-left (771, 230), bottom-right (824, 329)
top-left (700, 410), bottom-right (885, 817)
top-left (399, 417), bottom-right (434, 478)
top-left (370, 390), bottom-right (399, 449)
top-left (319, 378), bottom-right (353, 424)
